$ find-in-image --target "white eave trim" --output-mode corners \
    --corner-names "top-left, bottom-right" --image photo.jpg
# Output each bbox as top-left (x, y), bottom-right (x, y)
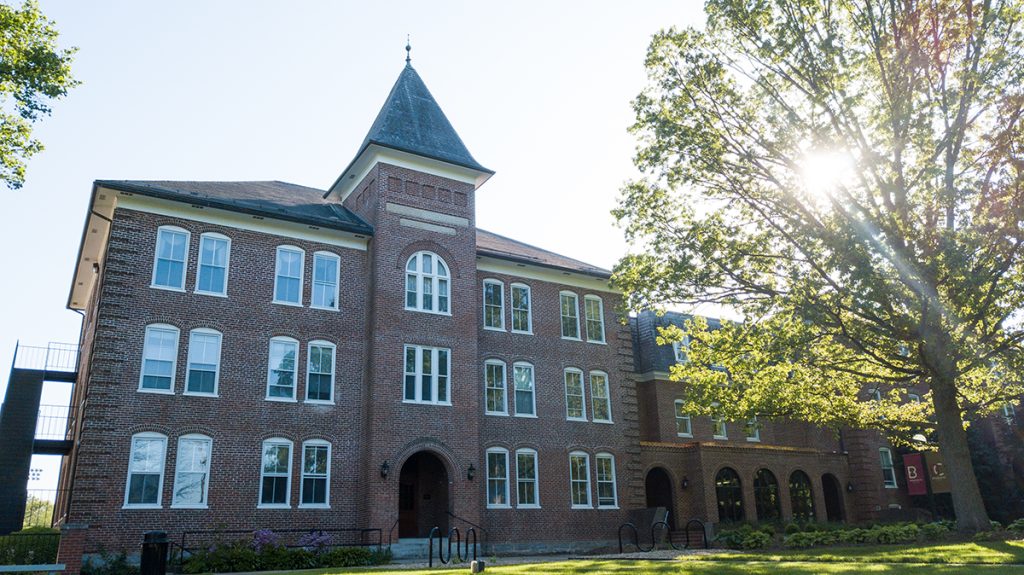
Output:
top-left (328, 144), bottom-right (493, 202)
top-left (475, 255), bottom-right (619, 294)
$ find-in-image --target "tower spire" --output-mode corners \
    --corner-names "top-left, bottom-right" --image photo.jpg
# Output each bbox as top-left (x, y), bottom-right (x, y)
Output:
top-left (405, 35), bottom-right (411, 66)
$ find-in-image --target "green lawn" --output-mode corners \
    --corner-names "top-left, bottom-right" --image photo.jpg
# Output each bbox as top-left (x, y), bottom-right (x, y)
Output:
top-left (698, 539), bottom-right (1024, 565)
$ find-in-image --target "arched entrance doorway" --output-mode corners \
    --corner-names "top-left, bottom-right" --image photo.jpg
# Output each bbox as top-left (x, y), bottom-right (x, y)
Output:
top-left (822, 473), bottom-right (844, 522)
top-left (644, 467), bottom-right (675, 529)
top-left (398, 452), bottom-right (449, 537)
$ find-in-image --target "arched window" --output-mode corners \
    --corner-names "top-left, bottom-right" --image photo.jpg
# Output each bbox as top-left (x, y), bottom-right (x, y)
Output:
top-left (715, 467), bottom-right (744, 522)
top-left (405, 251), bottom-right (450, 314)
top-left (789, 470), bottom-right (816, 521)
top-left (753, 468), bottom-right (781, 522)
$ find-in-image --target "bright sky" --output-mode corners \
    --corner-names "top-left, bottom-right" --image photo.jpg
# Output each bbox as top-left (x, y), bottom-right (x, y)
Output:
top-left (0, 1), bottom-right (706, 490)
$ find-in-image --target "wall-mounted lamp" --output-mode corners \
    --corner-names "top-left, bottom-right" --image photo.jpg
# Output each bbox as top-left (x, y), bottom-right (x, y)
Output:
top-left (681, 476), bottom-right (690, 489)
top-left (467, 464), bottom-right (476, 481)
top-left (380, 461), bottom-right (390, 479)
top-left (846, 482), bottom-right (855, 493)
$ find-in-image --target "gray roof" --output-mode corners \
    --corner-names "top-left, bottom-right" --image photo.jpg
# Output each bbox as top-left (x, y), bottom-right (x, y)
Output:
top-left (95, 180), bottom-right (373, 235)
top-left (358, 64), bottom-right (492, 174)
top-left (476, 229), bottom-right (611, 279)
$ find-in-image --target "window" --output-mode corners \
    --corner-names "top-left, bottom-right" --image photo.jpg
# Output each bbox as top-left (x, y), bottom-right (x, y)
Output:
top-left (564, 369), bottom-right (586, 420)
top-left (511, 284), bottom-right (532, 333)
top-left (745, 416), bottom-right (760, 442)
top-left (591, 371), bottom-right (612, 423)
top-left (405, 251), bottom-right (450, 314)
top-left (672, 336), bottom-right (690, 363)
top-left (711, 403), bottom-right (727, 439)
top-left (1004, 403), bottom-right (1016, 425)
top-left (513, 362), bottom-right (536, 417)
top-left (195, 233), bottom-right (229, 295)
top-left (300, 441), bottom-right (330, 507)
top-left (879, 447), bottom-right (897, 488)
top-left (516, 449), bottom-right (539, 508)
top-left (185, 329), bottom-right (221, 395)
top-left (306, 341), bottom-right (335, 403)
top-left (584, 296), bottom-right (605, 343)
top-left (789, 470), bottom-right (816, 521)
top-left (569, 452), bottom-right (591, 508)
top-left (486, 449), bottom-right (510, 508)
top-left (560, 292), bottom-right (580, 339)
top-left (870, 388), bottom-right (883, 401)
top-left (171, 434), bottom-right (212, 508)
top-left (907, 393), bottom-right (922, 403)
top-left (124, 432), bottom-right (167, 508)
top-left (267, 337), bottom-right (299, 400)
top-left (403, 345), bottom-right (451, 404)
top-left (259, 439), bottom-right (292, 507)
top-left (753, 468), bottom-right (781, 521)
top-left (674, 401), bottom-right (692, 437)
top-left (274, 246), bottom-right (305, 305)
top-left (483, 280), bottom-right (504, 329)
top-left (152, 226), bottom-right (189, 290)
top-left (140, 324), bottom-right (179, 393)
top-left (311, 252), bottom-right (340, 310)
top-left (595, 453), bottom-right (618, 508)
top-left (715, 467), bottom-right (744, 522)
top-left (484, 361), bottom-right (507, 415)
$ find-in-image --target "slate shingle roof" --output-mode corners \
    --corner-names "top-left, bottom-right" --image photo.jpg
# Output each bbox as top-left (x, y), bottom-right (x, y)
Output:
top-left (476, 229), bottom-right (611, 279)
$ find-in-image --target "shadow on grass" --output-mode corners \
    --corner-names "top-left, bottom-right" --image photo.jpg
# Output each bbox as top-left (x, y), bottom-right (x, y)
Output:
top-left (694, 539), bottom-right (1024, 565)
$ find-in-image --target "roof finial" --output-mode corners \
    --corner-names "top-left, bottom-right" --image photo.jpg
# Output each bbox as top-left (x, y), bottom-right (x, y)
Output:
top-left (405, 35), bottom-right (411, 65)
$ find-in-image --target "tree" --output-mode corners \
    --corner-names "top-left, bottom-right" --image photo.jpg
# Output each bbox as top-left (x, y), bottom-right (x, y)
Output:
top-left (21, 494), bottom-right (53, 529)
top-left (0, 0), bottom-right (76, 189)
top-left (614, 0), bottom-right (1024, 531)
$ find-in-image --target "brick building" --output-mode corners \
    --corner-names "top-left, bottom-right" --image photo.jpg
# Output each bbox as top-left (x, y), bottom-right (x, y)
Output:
top-left (1, 57), bottom-right (1016, 568)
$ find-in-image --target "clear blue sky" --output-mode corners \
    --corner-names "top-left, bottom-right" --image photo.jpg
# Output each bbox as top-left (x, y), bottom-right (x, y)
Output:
top-left (0, 1), bottom-right (707, 421)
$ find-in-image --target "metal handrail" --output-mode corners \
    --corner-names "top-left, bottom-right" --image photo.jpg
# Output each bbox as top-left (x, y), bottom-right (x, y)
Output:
top-left (386, 517), bottom-right (400, 548)
top-left (446, 510), bottom-right (488, 554)
top-left (683, 518), bottom-right (709, 549)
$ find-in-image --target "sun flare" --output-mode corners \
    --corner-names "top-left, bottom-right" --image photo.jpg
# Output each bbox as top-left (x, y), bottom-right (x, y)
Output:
top-left (800, 150), bottom-right (854, 198)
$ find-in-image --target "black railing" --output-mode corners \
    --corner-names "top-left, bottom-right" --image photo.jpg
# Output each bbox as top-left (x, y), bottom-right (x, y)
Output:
top-left (386, 517), bottom-right (400, 548)
top-left (12, 342), bottom-right (79, 373)
top-left (427, 526), bottom-right (477, 569)
top-left (446, 510), bottom-right (488, 554)
top-left (36, 405), bottom-right (73, 440)
top-left (0, 532), bottom-right (61, 566)
top-left (179, 528), bottom-right (382, 558)
top-left (618, 518), bottom-right (707, 553)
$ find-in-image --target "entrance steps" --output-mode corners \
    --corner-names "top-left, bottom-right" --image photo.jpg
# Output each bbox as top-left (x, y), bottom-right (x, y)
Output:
top-left (389, 538), bottom-right (447, 560)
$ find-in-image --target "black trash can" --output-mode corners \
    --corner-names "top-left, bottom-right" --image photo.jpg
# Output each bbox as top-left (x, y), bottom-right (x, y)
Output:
top-left (141, 531), bottom-right (168, 575)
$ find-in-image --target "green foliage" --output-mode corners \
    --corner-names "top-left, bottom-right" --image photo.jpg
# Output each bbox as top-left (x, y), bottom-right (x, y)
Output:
top-left (81, 551), bottom-right (138, 575)
top-left (781, 523), bottom-right (921, 548)
top-left (1008, 518), bottom-right (1024, 532)
top-left (716, 524), bottom-right (776, 549)
top-left (0, 531), bottom-right (60, 566)
top-left (921, 521), bottom-right (955, 541)
top-left (181, 540), bottom-right (389, 574)
top-left (784, 522), bottom-right (802, 535)
top-left (21, 495), bottom-right (54, 529)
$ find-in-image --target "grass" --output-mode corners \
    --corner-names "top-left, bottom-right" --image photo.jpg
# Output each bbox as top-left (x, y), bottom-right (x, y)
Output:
top-left (699, 539), bottom-right (1024, 565)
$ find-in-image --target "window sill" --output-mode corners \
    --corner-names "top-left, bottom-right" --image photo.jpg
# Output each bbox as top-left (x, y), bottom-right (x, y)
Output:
top-left (123, 504), bottom-right (162, 510)
top-left (150, 284), bottom-right (186, 293)
top-left (516, 504), bottom-right (541, 510)
top-left (272, 300), bottom-right (304, 308)
top-left (746, 437), bottom-right (761, 443)
top-left (310, 305), bottom-right (340, 312)
top-left (513, 413), bottom-right (538, 419)
top-left (194, 290), bottom-right (228, 298)
top-left (483, 326), bottom-right (506, 332)
top-left (305, 400), bottom-right (335, 406)
top-left (171, 504), bottom-right (209, 510)
top-left (257, 504), bottom-right (291, 509)
top-left (713, 436), bottom-right (728, 440)
top-left (571, 504), bottom-right (593, 510)
top-left (486, 504), bottom-right (512, 510)
top-left (265, 396), bottom-right (298, 403)
top-left (587, 340), bottom-right (607, 346)
top-left (298, 504), bottom-right (331, 509)
top-left (404, 307), bottom-right (452, 317)
top-left (593, 419), bottom-right (614, 425)
top-left (183, 392), bottom-right (218, 398)
top-left (566, 416), bottom-right (588, 422)
top-left (598, 505), bottom-right (620, 510)
top-left (138, 388), bottom-right (174, 395)
top-left (561, 336), bottom-right (582, 342)
top-left (403, 400), bottom-right (453, 406)
top-left (884, 484), bottom-right (899, 489)
top-left (511, 329), bottom-right (534, 336)
top-left (485, 411), bottom-right (509, 417)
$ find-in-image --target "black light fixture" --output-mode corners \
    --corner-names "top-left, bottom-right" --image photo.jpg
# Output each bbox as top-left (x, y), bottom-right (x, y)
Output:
top-left (467, 464), bottom-right (476, 481)
top-left (681, 476), bottom-right (690, 489)
top-left (380, 461), bottom-right (390, 479)
top-left (846, 481), bottom-right (855, 493)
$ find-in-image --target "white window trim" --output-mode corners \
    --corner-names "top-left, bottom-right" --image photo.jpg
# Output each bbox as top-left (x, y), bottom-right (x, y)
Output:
top-left (305, 340), bottom-right (336, 404)
top-left (510, 283), bottom-right (533, 334)
top-left (482, 279), bottom-right (505, 331)
top-left (515, 448), bottom-right (540, 509)
top-left (484, 360), bottom-right (508, 416)
top-left (907, 393), bottom-right (922, 404)
top-left (273, 245), bottom-right (306, 306)
top-left (674, 400), bottom-right (693, 437)
top-left (672, 336), bottom-right (690, 363)
top-left (880, 447), bottom-right (898, 489)
top-left (595, 452), bottom-right (619, 509)
top-left (151, 225), bottom-right (190, 292)
top-left (559, 291), bottom-right (581, 341)
top-left (311, 251), bottom-right (341, 311)
top-left (590, 370), bottom-right (613, 423)
top-left (259, 438), bottom-right (294, 508)
top-left (139, 324), bottom-right (179, 395)
top-left (170, 433), bottom-right (212, 509)
top-left (298, 440), bottom-right (331, 509)
top-left (266, 336), bottom-right (299, 402)
top-left (1004, 402), bottom-right (1016, 425)
top-left (194, 232), bottom-right (231, 297)
top-left (405, 251), bottom-right (452, 316)
top-left (584, 295), bottom-right (606, 344)
top-left (564, 368), bottom-right (587, 422)
top-left (569, 451), bottom-right (592, 509)
top-left (184, 328), bottom-right (222, 397)
top-left (403, 345), bottom-right (453, 405)
top-left (745, 416), bottom-right (761, 442)
top-left (513, 361), bottom-right (537, 418)
top-left (486, 447), bottom-right (511, 509)
top-left (123, 432), bottom-right (167, 509)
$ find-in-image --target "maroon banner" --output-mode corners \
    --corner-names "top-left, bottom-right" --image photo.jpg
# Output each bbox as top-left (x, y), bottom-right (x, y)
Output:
top-left (925, 452), bottom-right (951, 494)
top-left (903, 453), bottom-right (927, 496)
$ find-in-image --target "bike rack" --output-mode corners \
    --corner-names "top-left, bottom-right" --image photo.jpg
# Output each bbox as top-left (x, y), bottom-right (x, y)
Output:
top-left (428, 526), bottom-right (478, 568)
top-left (618, 518), bottom-right (708, 553)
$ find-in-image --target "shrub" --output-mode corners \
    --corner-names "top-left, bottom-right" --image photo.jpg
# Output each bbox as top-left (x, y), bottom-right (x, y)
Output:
top-left (182, 538), bottom-right (389, 574)
top-left (783, 530), bottom-right (837, 548)
top-left (739, 531), bottom-right (772, 549)
top-left (0, 531), bottom-right (60, 565)
top-left (1007, 518), bottom-right (1024, 532)
top-left (921, 521), bottom-right (953, 541)
top-left (872, 523), bottom-right (919, 544)
top-left (784, 522), bottom-right (803, 535)
top-left (81, 551), bottom-right (138, 575)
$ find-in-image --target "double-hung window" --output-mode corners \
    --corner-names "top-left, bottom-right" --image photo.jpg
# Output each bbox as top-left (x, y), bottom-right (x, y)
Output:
top-left (312, 252), bottom-right (340, 310)
top-left (1005, 403), bottom-right (1017, 425)
top-left (195, 233), bottom-right (229, 296)
top-left (274, 246), bottom-right (304, 305)
top-left (484, 360), bottom-right (507, 415)
top-left (171, 434), bottom-right (212, 508)
top-left (483, 280), bottom-right (504, 330)
top-left (595, 453), bottom-right (618, 508)
top-left (403, 345), bottom-right (451, 404)
top-left (879, 447), bottom-right (897, 488)
top-left (591, 371), bottom-right (612, 422)
top-left (513, 362), bottom-right (536, 417)
top-left (306, 341), bottom-right (335, 403)
top-left (569, 452), bottom-right (591, 508)
top-left (516, 449), bottom-right (539, 508)
top-left (511, 284), bottom-right (532, 333)
top-left (140, 324), bottom-right (179, 393)
top-left (300, 440), bottom-right (330, 507)
top-left (711, 403), bottom-right (728, 439)
top-left (124, 432), bottom-right (167, 508)
top-left (564, 369), bottom-right (586, 421)
top-left (745, 416), bottom-right (761, 442)
top-left (560, 292), bottom-right (580, 339)
top-left (674, 401), bottom-right (693, 436)
top-left (186, 329), bottom-right (221, 396)
top-left (405, 252), bottom-right (450, 314)
top-left (672, 336), bottom-right (690, 363)
top-left (584, 296), bottom-right (605, 343)
top-left (259, 439), bottom-right (292, 507)
top-left (152, 226), bottom-right (189, 290)
top-left (267, 337), bottom-right (298, 400)
top-left (486, 448), bottom-right (510, 508)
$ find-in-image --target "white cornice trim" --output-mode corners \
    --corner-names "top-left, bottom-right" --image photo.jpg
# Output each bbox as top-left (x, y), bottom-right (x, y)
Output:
top-left (475, 256), bottom-right (619, 294)
top-left (634, 371), bottom-right (673, 383)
